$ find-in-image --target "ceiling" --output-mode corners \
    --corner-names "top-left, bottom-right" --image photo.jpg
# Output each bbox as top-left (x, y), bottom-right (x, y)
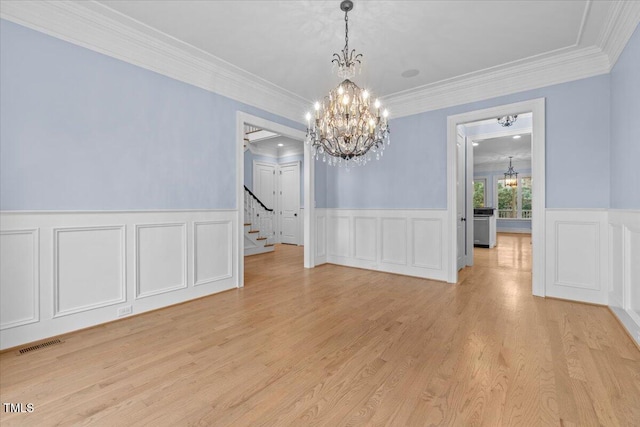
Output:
top-left (253, 135), bottom-right (302, 152)
top-left (2, 1), bottom-right (638, 120)
top-left (473, 134), bottom-right (531, 168)
top-left (94, 0), bottom-right (610, 100)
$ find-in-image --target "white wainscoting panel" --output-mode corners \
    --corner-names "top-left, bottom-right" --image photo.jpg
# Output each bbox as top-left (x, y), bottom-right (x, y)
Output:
top-left (323, 209), bottom-right (448, 281)
top-left (608, 210), bottom-right (640, 346)
top-left (328, 215), bottom-right (350, 259)
top-left (381, 218), bottom-right (407, 265)
top-left (194, 221), bottom-right (232, 286)
top-left (545, 210), bottom-right (608, 305)
top-left (354, 217), bottom-right (376, 262)
top-left (412, 218), bottom-right (442, 270)
top-left (628, 228), bottom-right (640, 325)
top-left (0, 229), bottom-right (39, 330)
top-left (315, 210), bottom-right (327, 265)
top-left (54, 226), bottom-right (125, 316)
top-left (135, 223), bottom-right (187, 298)
top-left (0, 210), bottom-right (237, 350)
top-left (609, 223), bottom-right (624, 308)
top-left (555, 222), bottom-right (600, 290)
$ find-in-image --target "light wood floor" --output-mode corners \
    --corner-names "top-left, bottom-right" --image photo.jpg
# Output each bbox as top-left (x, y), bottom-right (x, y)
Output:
top-left (1, 234), bottom-right (639, 426)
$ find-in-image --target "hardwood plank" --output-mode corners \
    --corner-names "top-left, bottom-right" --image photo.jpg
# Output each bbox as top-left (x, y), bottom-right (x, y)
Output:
top-left (1, 235), bottom-right (638, 426)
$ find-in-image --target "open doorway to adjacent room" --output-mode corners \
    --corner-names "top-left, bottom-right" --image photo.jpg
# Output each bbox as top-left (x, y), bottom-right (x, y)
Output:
top-left (464, 114), bottom-right (533, 273)
top-left (243, 125), bottom-right (304, 249)
top-left (236, 113), bottom-right (313, 287)
top-left (447, 99), bottom-right (545, 297)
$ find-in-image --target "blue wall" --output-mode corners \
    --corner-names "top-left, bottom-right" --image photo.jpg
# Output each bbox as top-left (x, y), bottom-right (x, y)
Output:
top-left (3, 19), bottom-right (635, 212)
top-left (324, 74), bottom-right (611, 209)
top-left (610, 24), bottom-right (640, 209)
top-left (315, 161), bottom-right (328, 209)
top-left (0, 20), bottom-right (303, 211)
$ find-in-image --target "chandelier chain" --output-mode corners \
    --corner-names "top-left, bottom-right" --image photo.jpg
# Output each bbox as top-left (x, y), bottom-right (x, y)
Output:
top-left (344, 10), bottom-right (349, 59)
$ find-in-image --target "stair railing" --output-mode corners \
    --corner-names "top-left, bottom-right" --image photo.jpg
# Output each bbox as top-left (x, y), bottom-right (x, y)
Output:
top-left (244, 186), bottom-right (275, 245)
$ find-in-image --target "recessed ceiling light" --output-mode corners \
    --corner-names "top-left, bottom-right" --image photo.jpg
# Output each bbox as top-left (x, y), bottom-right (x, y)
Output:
top-left (401, 69), bottom-right (420, 78)
top-left (473, 142), bottom-right (479, 146)
top-left (513, 135), bottom-right (521, 139)
top-left (277, 143), bottom-right (284, 147)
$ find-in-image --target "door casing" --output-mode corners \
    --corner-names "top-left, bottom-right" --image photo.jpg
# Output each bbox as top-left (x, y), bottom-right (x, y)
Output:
top-left (236, 112), bottom-right (312, 287)
top-left (446, 98), bottom-right (546, 297)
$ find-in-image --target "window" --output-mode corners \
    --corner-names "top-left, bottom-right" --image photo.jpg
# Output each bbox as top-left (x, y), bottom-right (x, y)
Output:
top-left (497, 176), bottom-right (531, 219)
top-left (473, 179), bottom-right (486, 208)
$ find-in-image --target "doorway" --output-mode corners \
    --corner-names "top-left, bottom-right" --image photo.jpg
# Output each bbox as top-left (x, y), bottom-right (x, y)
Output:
top-left (446, 99), bottom-right (545, 297)
top-left (236, 112), bottom-right (313, 287)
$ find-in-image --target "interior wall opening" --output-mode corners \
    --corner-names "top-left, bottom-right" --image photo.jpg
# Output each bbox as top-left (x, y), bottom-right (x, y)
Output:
top-left (461, 113), bottom-right (533, 277)
top-left (236, 112), bottom-right (312, 288)
top-left (447, 99), bottom-right (545, 297)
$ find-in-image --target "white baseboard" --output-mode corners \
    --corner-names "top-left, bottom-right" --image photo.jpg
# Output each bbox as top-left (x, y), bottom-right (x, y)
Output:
top-left (319, 209), bottom-right (449, 282)
top-left (497, 228), bottom-right (532, 234)
top-left (0, 209), bottom-right (238, 350)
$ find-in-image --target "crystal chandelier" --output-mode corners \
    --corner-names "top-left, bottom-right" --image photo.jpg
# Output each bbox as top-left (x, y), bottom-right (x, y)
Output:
top-left (504, 156), bottom-right (519, 187)
top-left (305, 0), bottom-right (390, 168)
top-left (497, 115), bottom-right (518, 127)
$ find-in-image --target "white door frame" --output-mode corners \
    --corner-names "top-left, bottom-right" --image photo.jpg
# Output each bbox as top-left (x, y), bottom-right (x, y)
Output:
top-left (236, 112), bottom-right (313, 287)
top-left (446, 98), bottom-right (545, 297)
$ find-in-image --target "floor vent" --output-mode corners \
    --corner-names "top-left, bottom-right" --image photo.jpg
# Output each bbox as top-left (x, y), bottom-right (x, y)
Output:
top-left (18, 339), bottom-right (62, 354)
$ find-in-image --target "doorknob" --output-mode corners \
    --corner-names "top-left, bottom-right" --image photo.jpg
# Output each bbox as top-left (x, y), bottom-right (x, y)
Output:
top-left (461, 217), bottom-right (466, 222)
top-left (294, 213), bottom-right (298, 216)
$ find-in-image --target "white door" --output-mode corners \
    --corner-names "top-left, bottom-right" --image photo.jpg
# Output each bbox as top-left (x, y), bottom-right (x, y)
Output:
top-left (279, 162), bottom-right (300, 245)
top-left (253, 162), bottom-right (276, 210)
top-left (456, 131), bottom-right (466, 270)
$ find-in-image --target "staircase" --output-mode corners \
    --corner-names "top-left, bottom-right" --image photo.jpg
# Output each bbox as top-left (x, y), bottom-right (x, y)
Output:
top-left (244, 185), bottom-right (276, 256)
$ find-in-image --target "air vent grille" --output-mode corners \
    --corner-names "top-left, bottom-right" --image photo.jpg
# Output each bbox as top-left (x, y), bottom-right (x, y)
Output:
top-left (18, 339), bottom-right (62, 354)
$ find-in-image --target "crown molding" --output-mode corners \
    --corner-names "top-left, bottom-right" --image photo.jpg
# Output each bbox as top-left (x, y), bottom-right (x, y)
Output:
top-left (0, 0), bottom-right (308, 124)
top-left (383, 45), bottom-right (610, 118)
top-left (383, 0), bottom-right (640, 118)
top-left (1, 1), bottom-right (638, 122)
top-left (598, 0), bottom-right (640, 67)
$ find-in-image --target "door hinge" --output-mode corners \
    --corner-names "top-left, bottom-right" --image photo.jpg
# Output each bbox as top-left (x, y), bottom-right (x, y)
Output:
top-left (280, 231), bottom-right (282, 235)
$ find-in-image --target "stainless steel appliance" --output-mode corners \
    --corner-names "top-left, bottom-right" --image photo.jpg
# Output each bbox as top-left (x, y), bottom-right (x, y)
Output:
top-left (474, 208), bottom-right (496, 248)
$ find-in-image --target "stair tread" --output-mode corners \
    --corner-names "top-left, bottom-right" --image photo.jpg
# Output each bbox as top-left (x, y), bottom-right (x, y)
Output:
top-left (248, 230), bottom-right (259, 233)
top-left (244, 223), bottom-right (251, 226)
top-left (264, 244), bottom-right (275, 247)
top-left (256, 237), bottom-right (267, 241)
